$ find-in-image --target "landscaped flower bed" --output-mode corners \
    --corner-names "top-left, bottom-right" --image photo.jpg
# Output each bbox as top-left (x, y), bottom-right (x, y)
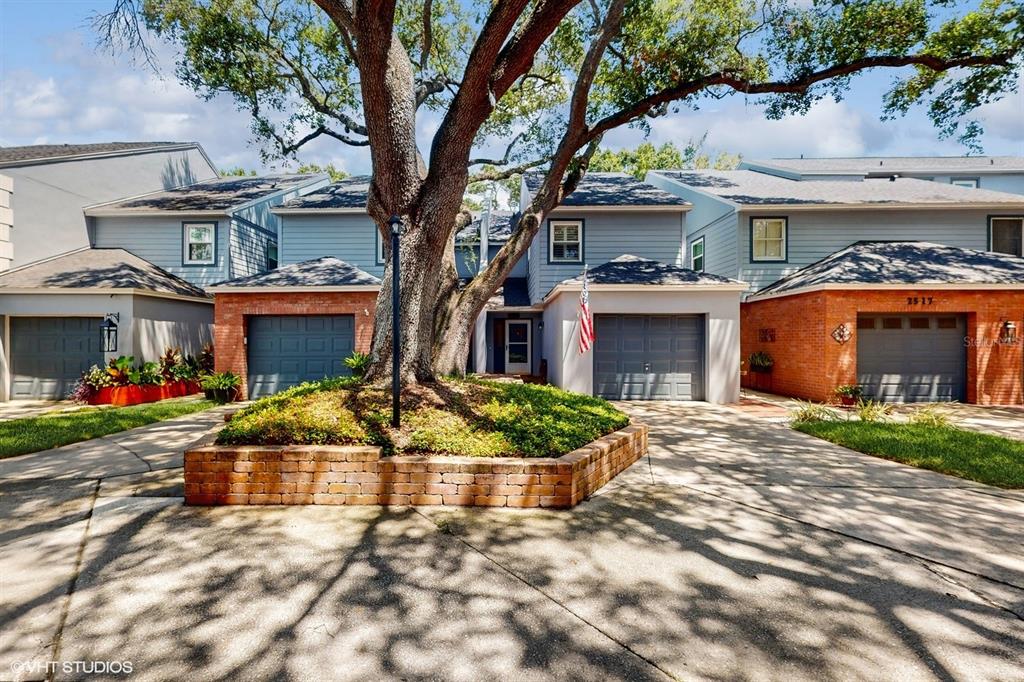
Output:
top-left (215, 377), bottom-right (630, 458)
top-left (186, 377), bottom-right (647, 508)
top-left (72, 346), bottom-right (211, 406)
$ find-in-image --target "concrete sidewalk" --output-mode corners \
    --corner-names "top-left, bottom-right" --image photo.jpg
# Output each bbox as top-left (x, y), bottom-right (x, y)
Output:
top-left (1, 401), bottom-right (1021, 681)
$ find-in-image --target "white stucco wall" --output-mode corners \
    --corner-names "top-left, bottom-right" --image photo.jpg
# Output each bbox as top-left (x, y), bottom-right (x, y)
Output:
top-left (542, 288), bottom-right (742, 404)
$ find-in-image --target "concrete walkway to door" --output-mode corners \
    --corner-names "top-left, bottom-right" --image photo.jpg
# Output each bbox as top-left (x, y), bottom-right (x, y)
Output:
top-left (1, 400), bottom-right (1021, 680)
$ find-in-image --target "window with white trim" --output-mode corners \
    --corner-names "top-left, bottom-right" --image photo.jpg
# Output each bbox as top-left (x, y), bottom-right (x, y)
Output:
top-left (376, 230), bottom-right (387, 264)
top-left (751, 217), bottom-right (787, 262)
top-left (990, 216), bottom-right (1023, 257)
top-left (183, 223), bottom-right (215, 265)
top-left (951, 178), bottom-right (979, 189)
top-left (549, 220), bottom-right (582, 263)
top-left (690, 237), bottom-right (705, 272)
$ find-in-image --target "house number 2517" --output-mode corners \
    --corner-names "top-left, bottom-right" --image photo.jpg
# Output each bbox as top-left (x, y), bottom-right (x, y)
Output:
top-left (907, 296), bottom-right (934, 305)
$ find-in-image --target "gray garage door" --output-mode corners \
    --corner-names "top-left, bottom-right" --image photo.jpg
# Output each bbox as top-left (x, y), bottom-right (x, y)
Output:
top-left (10, 317), bottom-right (103, 399)
top-left (247, 315), bottom-right (354, 399)
top-left (857, 314), bottom-right (966, 402)
top-left (593, 315), bottom-right (705, 400)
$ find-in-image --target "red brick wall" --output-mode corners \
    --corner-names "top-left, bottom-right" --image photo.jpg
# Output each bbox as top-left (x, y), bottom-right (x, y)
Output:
top-left (184, 424), bottom-right (649, 508)
top-left (742, 289), bottom-right (1023, 406)
top-left (214, 290), bottom-right (378, 399)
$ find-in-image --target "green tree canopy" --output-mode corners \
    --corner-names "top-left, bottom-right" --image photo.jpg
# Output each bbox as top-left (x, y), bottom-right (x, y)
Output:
top-left (96, 0), bottom-right (1024, 380)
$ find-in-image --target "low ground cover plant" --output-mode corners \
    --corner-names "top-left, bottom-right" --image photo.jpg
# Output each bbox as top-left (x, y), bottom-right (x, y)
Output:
top-left (217, 377), bottom-right (629, 458)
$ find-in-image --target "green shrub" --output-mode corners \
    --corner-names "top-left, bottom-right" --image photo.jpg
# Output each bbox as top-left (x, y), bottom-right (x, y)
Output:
top-left (343, 351), bottom-right (371, 379)
top-left (201, 371), bottom-right (241, 391)
top-left (907, 404), bottom-right (955, 428)
top-left (790, 400), bottom-right (838, 424)
top-left (856, 399), bottom-right (895, 423)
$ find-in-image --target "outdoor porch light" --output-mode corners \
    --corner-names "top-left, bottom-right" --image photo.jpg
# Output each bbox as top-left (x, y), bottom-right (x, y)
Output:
top-left (100, 313), bottom-right (119, 353)
top-left (1001, 320), bottom-right (1018, 344)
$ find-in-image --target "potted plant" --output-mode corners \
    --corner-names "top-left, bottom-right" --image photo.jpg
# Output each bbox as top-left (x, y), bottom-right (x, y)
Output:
top-left (202, 371), bottom-right (241, 403)
top-left (747, 352), bottom-right (774, 390)
top-left (73, 365), bottom-right (114, 404)
top-left (834, 384), bottom-right (863, 407)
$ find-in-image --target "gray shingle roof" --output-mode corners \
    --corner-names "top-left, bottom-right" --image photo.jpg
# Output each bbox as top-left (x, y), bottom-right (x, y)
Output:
top-left (747, 156), bottom-right (1024, 175)
top-left (753, 241), bottom-right (1024, 298)
top-left (0, 248), bottom-right (209, 298)
top-left (456, 211), bottom-right (518, 243)
top-left (211, 257), bottom-right (380, 288)
top-left (278, 176), bottom-right (370, 209)
top-left (90, 174), bottom-right (321, 212)
top-left (655, 170), bottom-right (1024, 206)
top-left (524, 172), bottom-right (690, 207)
top-left (0, 141), bottom-right (195, 167)
top-left (554, 254), bottom-right (741, 290)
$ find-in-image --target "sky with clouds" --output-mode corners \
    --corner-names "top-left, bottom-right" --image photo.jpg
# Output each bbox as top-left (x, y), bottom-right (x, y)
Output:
top-left (1, 0), bottom-right (1021, 175)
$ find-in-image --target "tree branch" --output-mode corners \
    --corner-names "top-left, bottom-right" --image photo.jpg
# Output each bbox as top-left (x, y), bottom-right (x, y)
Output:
top-left (468, 157), bottom-right (549, 183)
top-left (420, 0), bottom-right (433, 71)
top-left (586, 51), bottom-right (1019, 146)
top-left (468, 131), bottom-right (526, 167)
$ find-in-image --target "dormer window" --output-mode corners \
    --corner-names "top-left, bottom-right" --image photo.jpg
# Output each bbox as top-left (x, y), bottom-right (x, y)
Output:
top-left (549, 220), bottom-right (583, 263)
top-left (990, 216), bottom-right (1023, 257)
top-left (751, 217), bottom-right (787, 262)
top-left (183, 223), bottom-right (216, 265)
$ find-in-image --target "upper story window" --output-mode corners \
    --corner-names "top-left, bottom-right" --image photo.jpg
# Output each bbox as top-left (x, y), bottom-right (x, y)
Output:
top-left (266, 242), bottom-right (278, 270)
top-left (990, 216), bottom-right (1023, 257)
top-left (690, 237), bottom-right (705, 272)
top-left (951, 177), bottom-right (979, 189)
top-left (751, 217), bottom-right (787, 262)
top-left (183, 223), bottom-right (215, 265)
top-left (549, 220), bottom-right (583, 263)
top-left (376, 229), bottom-right (387, 264)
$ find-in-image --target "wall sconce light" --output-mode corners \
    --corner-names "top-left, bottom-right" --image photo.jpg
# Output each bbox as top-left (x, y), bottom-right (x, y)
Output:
top-left (1001, 320), bottom-right (1018, 344)
top-left (538, 320), bottom-right (544, 331)
top-left (100, 313), bottom-right (120, 353)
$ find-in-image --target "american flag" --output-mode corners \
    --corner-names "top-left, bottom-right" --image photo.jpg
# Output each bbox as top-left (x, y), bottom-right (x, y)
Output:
top-left (578, 266), bottom-right (595, 354)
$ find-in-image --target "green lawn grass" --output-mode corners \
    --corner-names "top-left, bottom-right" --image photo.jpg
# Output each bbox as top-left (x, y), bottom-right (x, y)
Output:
top-left (794, 420), bottom-right (1024, 488)
top-left (0, 398), bottom-right (216, 459)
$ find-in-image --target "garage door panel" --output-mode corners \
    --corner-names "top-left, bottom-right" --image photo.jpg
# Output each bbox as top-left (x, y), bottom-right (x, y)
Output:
top-left (10, 317), bottom-right (103, 399)
top-left (858, 314), bottom-right (965, 403)
top-left (247, 315), bottom-right (355, 399)
top-left (593, 314), bottom-right (705, 401)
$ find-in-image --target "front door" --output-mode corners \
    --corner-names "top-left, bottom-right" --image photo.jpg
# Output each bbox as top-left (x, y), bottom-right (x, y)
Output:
top-left (504, 320), bottom-right (531, 374)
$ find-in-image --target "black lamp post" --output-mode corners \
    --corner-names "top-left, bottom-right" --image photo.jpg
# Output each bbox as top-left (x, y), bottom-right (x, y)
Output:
top-left (389, 215), bottom-right (402, 428)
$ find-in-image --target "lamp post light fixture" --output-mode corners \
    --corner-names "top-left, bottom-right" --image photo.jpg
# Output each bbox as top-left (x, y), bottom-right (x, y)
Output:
top-left (389, 215), bottom-right (403, 428)
top-left (100, 313), bottom-right (120, 353)
top-left (1001, 320), bottom-right (1018, 345)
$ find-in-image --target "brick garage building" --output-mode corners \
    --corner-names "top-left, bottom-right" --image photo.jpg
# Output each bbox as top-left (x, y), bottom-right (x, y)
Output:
top-left (742, 242), bottom-right (1024, 405)
top-left (209, 257), bottom-right (379, 399)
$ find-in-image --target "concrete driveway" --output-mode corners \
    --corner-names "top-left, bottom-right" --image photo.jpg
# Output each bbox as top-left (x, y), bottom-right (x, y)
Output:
top-left (1, 403), bottom-right (1021, 681)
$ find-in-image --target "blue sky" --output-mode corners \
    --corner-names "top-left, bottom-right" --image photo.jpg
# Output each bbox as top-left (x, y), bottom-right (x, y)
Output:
top-left (1, 0), bottom-right (1021, 174)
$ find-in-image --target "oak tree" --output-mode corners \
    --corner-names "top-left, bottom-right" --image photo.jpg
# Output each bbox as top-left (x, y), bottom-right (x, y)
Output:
top-left (99, 0), bottom-right (1024, 381)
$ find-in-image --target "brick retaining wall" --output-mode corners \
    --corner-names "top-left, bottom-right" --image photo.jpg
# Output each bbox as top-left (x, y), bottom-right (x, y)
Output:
top-left (185, 424), bottom-right (648, 508)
